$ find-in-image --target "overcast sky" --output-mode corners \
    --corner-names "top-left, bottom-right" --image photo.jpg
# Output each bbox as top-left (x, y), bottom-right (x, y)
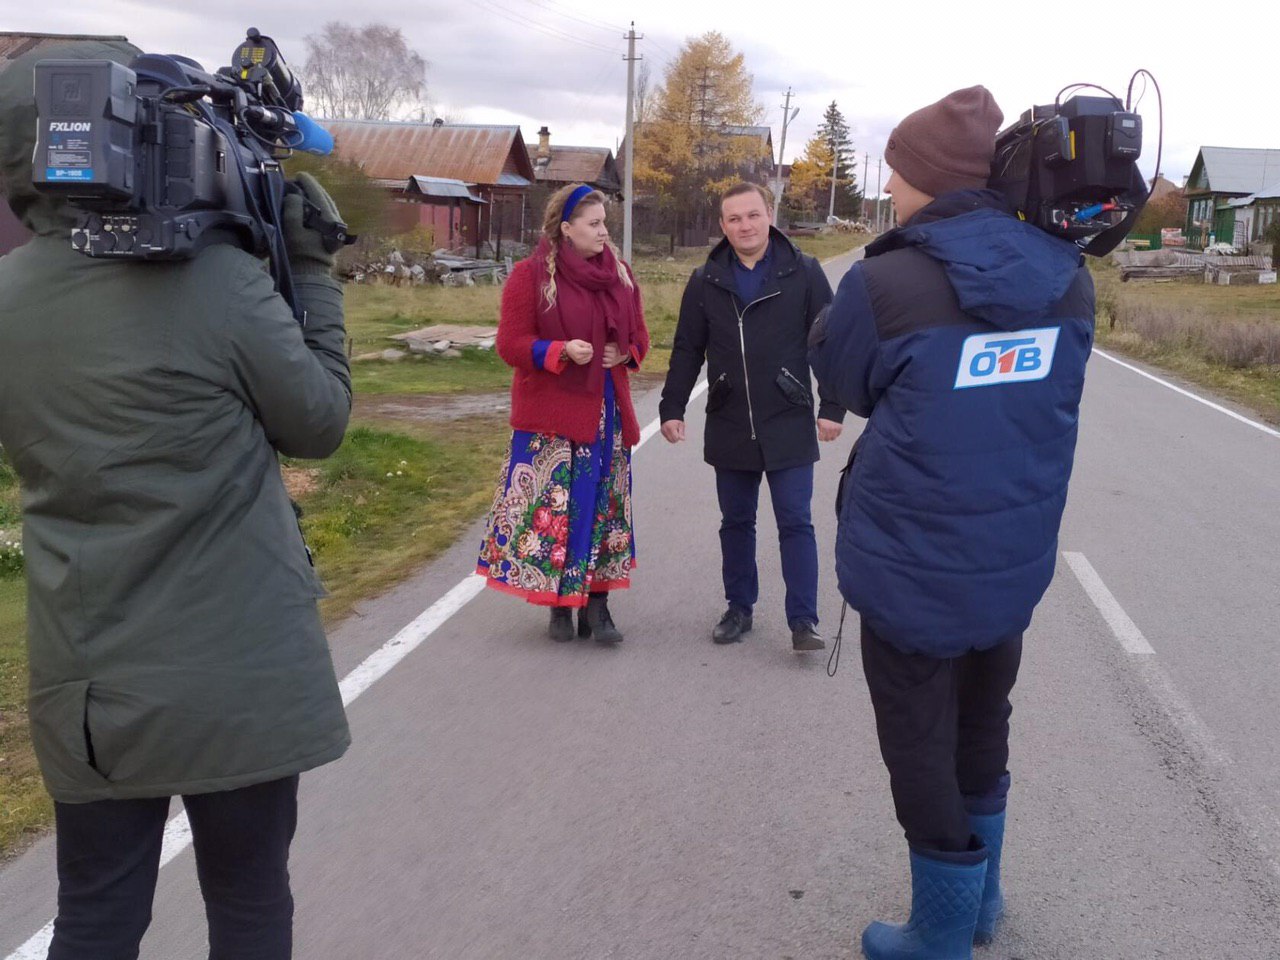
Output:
top-left (7, 0), bottom-right (1276, 193)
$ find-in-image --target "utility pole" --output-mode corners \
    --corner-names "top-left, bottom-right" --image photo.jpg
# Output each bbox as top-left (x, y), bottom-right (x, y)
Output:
top-left (827, 139), bottom-right (839, 221)
top-left (875, 157), bottom-right (883, 232)
top-left (863, 151), bottom-right (870, 222)
top-left (622, 22), bottom-right (642, 263)
top-left (771, 88), bottom-right (797, 225)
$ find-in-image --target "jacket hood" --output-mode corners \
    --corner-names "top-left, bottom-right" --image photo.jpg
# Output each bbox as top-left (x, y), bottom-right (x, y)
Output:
top-left (870, 189), bottom-right (1082, 329)
top-left (0, 39), bottom-right (140, 236)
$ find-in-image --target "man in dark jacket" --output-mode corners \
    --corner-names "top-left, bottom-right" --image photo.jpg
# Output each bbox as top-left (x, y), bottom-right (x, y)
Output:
top-left (809, 87), bottom-right (1095, 958)
top-left (661, 182), bottom-right (843, 651)
top-left (0, 41), bottom-right (352, 959)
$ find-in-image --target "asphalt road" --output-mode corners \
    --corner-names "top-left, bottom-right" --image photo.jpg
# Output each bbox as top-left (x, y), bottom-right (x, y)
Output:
top-left (3, 248), bottom-right (1279, 959)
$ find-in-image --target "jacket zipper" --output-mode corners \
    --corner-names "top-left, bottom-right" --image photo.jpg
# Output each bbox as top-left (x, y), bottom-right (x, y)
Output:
top-left (734, 290), bottom-right (781, 441)
top-left (779, 366), bottom-right (810, 399)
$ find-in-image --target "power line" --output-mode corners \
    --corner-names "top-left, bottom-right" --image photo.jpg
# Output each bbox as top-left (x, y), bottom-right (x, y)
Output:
top-left (521, 0), bottom-right (628, 37)
top-left (472, 0), bottom-right (620, 54)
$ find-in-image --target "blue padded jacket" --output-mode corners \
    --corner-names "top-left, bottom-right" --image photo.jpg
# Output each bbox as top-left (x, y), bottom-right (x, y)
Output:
top-left (809, 190), bottom-right (1095, 656)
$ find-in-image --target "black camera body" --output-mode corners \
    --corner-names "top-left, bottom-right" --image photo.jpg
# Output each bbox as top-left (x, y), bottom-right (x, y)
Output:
top-left (989, 94), bottom-right (1150, 257)
top-left (30, 30), bottom-right (343, 318)
top-left (33, 54), bottom-right (278, 259)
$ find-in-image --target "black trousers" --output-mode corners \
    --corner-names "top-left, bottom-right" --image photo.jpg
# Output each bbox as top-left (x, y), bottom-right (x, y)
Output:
top-left (860, 623), bottom-right (1022, 853)
top-left (49, 775), bottom-right (299, 960)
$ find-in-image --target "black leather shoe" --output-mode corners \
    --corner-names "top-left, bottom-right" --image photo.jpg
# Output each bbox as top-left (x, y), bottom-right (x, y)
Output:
top-left (576, 606), bottom-right (592, 639)
top-left (548, 607), bottom-right (574, 642)
top-left (712, 608), bottom-right (753, 644)
top-left (791, 620), bottom-right (825, 651)
top-left (587, 594), bottom-right (623, 644)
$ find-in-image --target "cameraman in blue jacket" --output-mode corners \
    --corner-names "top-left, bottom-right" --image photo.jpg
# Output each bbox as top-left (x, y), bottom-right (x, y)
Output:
top-left (809, 87), bottom-right (1095, 959)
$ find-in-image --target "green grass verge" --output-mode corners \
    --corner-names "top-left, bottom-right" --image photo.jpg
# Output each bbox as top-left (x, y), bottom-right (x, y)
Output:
top-left (1091, 259), bottom-right (1280, 425)
top-left (292, 417), bottom-right (511, 625)
top-left (0, 577), bottom-right (45, 862)
top-left (352, 350), bottom-right (513, 397)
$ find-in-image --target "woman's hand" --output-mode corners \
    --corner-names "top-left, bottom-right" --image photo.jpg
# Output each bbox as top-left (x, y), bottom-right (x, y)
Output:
top-left (564, 340), bottom-right (594, 365)
top-left (602, 343), bottom-right (629, 368)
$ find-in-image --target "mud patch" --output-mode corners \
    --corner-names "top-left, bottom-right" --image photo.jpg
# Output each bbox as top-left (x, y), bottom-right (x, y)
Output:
top-left (355, 392), bottom-right (510, 423)
top-left (281, 467), bottom-right (322, 499)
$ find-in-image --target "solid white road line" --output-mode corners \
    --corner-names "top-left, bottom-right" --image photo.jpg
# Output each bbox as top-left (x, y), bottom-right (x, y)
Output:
top-left (5, 381), bottom-right (706, 960)
top-left (1062, 552), bottom-right (1156, 655)
top-left (1094, 347), bottom-right (1280, 440)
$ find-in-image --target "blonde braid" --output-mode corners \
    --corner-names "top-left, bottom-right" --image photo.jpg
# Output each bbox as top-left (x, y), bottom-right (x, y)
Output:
top-left (610, 242), bottom-right (635, 290)
top-left (542, 242), bottom-right (559, 309)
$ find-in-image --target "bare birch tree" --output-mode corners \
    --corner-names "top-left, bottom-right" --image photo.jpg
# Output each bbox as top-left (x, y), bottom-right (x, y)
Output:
top-left (301, 22), bottom-right (428, 120)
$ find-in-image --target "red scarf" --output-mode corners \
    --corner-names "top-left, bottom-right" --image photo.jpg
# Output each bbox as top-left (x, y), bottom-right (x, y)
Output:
top-left (529, 236), bottom-right (637, 393)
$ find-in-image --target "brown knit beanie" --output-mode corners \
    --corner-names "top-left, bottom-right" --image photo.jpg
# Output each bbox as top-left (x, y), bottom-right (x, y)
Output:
top-left (884, 86), bottom-right (1004, 198)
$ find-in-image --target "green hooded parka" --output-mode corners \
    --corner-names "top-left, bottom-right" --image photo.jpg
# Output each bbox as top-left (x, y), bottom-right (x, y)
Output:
top-left (0, 41), bottom-right (353, 802)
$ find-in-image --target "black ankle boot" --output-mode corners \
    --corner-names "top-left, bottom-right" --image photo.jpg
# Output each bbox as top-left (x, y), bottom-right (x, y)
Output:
top-left (548, 606), bottom-right (574, 642)
top-left (586, 593), bottom-right (623, 644)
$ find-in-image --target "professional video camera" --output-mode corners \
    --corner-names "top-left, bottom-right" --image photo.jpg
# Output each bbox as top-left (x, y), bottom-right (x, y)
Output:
top-left (30, 28), bottom-right (353, 319)
top-left (988, 70), bottom-right (1162, 257)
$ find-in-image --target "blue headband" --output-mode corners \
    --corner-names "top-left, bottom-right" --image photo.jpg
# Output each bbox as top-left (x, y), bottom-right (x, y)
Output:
top-left (561, 185), bottom-right (595, 223)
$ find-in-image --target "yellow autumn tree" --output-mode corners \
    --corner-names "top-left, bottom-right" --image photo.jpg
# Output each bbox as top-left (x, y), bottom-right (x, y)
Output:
top-left (632, 32), bottom-right (766, 237)
top-left (786, 134), bottom-right (834, 219)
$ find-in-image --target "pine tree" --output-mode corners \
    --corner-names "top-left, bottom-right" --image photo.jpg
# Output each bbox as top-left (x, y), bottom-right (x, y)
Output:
top-left (817, 101), bottom-right (861, 218)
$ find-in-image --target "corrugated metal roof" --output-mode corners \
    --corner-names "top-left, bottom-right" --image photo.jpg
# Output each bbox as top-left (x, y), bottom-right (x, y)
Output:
top-left (0, 32), bottom-right (130, 65)
top-left (1227, 179), bottom-right (1280, 206)
top-left (723, 125), bottom-right (773, 142)
top-left (322, 120), bottom-right (536, 187)
top-left (532, 146), bottom-right (617, 187)
top-left (497, 172), bottom-right (532, 187)
top-left (409, 176), bottom-right (485, 202)
top-left (1196, 147), bottom-right (1280, 195)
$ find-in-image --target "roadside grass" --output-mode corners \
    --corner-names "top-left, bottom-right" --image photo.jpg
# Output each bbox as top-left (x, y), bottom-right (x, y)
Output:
top-left (0, 449), bottom-right (43, 862)
top-left (1091, 259), bottom-right (1280, 424)
top-left (793, 231), bottom-right (873, 262)
top-left (290, 416), bottom-right (511, 626)
top-left (353, 350), bottom-right (513, 397)
top-left (0, 577), bottom-right (43, 863)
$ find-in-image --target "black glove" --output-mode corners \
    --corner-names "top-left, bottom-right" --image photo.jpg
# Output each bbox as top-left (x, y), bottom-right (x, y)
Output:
top-left (282, 172), bottom-right (354, 275)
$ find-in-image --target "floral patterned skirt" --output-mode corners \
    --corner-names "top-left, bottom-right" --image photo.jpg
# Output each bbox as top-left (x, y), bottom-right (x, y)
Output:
top-left (476, 400), bottom-right (635, 607)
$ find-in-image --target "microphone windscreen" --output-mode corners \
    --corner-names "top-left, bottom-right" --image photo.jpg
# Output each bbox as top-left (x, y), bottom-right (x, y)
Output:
top-left (292, 112), bottom-right (333, 156)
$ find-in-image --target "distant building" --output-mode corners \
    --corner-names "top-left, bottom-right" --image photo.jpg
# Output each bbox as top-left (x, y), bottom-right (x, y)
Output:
top-left (1226, 184), bottom-right (1280, 249)
top-left (1148, 175), bottom-right (1180, 203)
top-left (529, 127), bottom-right (622, 200)
top-left (1182, 146), bottom-right (1280, 247)
top-left (0, 32), bottom-right (131, 256)
top-left (324, 120), bottom-right (536, 254)
top-left (372, 175), bottom-right (486, 251)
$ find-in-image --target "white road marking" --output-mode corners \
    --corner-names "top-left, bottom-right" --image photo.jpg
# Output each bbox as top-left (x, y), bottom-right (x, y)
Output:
top-left (1063, 551), bottom-right (1280, 880)
top-left (638, 376), bottom-right (708, 447)
top-left (5, 382), bottom-right (706, 960)
top-left (1062, 552), bottom-right (1156, 655)
top-left (1094, 348), bottom-right (1280, 440)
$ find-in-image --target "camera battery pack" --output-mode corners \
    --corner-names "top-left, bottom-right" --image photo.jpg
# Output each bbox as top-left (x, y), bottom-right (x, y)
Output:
top-left (33, 60), bottom-right (137, 201)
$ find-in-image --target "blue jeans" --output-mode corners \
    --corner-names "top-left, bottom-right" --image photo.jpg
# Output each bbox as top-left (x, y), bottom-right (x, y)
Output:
top-left (715, 464), bottom-right (819, 626)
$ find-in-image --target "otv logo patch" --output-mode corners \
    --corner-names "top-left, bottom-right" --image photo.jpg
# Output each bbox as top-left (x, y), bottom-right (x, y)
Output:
top-left (954, 327), bottom-right (1060, 389)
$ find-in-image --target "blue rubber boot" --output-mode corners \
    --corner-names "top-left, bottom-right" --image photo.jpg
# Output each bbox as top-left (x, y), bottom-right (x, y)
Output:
top-left (861, 848), bottom-right (986, 960)
top-left (968, 811), bottom-right (1005, 944)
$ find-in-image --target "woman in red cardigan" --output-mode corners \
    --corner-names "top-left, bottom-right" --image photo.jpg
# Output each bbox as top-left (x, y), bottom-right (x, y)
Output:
top-left (476, 184), bottom-right (650, 642)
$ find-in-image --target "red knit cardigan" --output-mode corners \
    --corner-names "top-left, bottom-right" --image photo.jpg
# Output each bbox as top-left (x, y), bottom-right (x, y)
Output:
top-left (496, 258), bottom-right (650, 446)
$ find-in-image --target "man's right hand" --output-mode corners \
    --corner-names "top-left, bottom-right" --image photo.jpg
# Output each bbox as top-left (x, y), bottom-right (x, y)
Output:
top-left (661, 420), bottom-right (685, 443)
top-left (565, 340), bottom-right (594, 365)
